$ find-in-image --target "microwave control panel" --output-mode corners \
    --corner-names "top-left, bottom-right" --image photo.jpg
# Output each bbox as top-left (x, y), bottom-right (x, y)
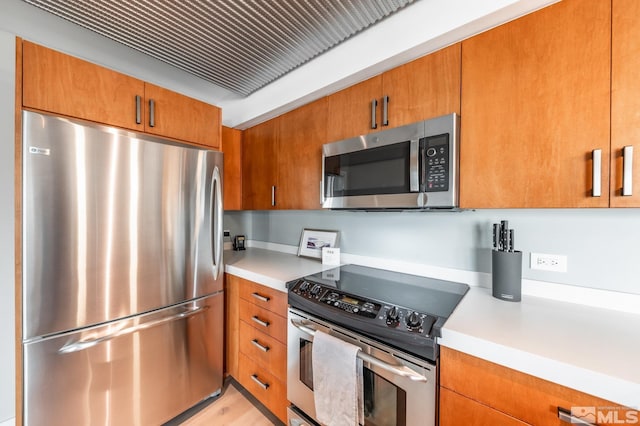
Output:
top-left (421, 133), bottom-right (450, 192)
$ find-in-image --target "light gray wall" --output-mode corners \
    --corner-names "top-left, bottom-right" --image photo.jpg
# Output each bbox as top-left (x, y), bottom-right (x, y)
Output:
top-left (0, 30), bottom-right (16, 423)
top-left (225, 208), bottom-right (640, 295)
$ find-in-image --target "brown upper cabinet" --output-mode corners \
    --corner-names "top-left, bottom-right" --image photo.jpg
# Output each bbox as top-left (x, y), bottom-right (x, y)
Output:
top-left (22, 41), bottom-right (220, 149)
top-left (277, 98), bottom-right (328, 209)
top-left (242, 117), bottom-right (279, 210)
top-left (143, 83), bottom-right (221, 149)
top-left (222, 126), bottom-right (243, 211)
top-left (611, 0), bottom-right (640, 207)
top-left (459, 0), bottom-right (611, 208)
top-left (326, 44), bottom-right (461, 143)
top-left (242, 98), bottom-right (328, 210)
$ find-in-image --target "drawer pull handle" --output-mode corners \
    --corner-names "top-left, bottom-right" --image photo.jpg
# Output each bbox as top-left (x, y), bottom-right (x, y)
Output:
top-left (251, 374), bottom-right (270, 390)
top-left (251, 292), bottom-right (270, 303)
top-left (251, 339), bottom-right (270, 352)
top-left (252, 316), bottom-right (270, 328)
top-left (557, 407), bottom-right (596, 425)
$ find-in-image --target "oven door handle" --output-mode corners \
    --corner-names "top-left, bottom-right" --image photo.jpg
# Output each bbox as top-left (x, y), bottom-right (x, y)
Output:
top-left (290, 318), bottom-right (428, 383)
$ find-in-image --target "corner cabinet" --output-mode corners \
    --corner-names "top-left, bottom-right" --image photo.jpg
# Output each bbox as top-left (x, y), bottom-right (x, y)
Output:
top-left (242, 98), bottom-right (327, 210)
top-left (222, 126), bottom-right (243, 210)
top-left (611, 0), bottom-right (640, 207)
top-left (326, 44), bottom-right (461, 143)
top-left (224, 274), bottom-right (288, 423)
top-left (459, 0), bottom-right (611, 208)
top-left (439, 347), bottom-right (633, 426)
top-left (22, 41), bottom-right (220, 149)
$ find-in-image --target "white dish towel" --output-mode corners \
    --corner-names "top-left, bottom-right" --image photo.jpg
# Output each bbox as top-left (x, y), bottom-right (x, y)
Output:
top-left (312, 330), bottom-right (364, 426)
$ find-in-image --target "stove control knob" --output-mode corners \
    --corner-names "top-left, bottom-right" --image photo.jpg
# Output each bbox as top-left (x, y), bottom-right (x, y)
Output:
top-left (299, 281), bottom-right (309, 292)
top-left (386, 306), bottom-right (400, 326)
top-left (406, 311), bottom-right (422, 329)
top-left (310, 284), bottom-right (321, 296)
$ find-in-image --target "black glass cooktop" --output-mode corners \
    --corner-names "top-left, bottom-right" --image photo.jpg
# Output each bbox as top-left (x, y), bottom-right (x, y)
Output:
top-left (301, 264), bottom-right (469, 319)
top-left (288, 264), bottom-right (469, 361)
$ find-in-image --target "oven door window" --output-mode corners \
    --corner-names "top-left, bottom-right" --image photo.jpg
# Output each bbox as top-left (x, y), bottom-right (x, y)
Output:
top-left (324, 141), bottom-right (412, 197)
top-left (298, 339), bottom-right (407, 426)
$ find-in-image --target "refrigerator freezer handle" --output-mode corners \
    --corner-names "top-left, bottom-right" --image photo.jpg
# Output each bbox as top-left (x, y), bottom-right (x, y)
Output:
top-left (58, 305), bottom-right (209, 354)
top-left (212, 166), bottom-right (224, 279)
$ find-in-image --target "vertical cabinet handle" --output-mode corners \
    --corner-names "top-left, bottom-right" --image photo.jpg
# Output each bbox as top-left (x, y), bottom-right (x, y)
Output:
top-left (149, 99), bottom-right (156, 127)
top-left (592, 149), bottom-right (602, 197)
top-left (557, 407), bottom-right (596, 425)
top-left (371, 99), bottom-right (378, 129)
top-left (320, 179), bottom-right (325, 206)
top-left (382, 95), bottom-right (389, 126)
top-left (271, 185), bottom-right (276, 206)
top-left (135, 95), bottom-right (142, 124)
top-left (622, 145), bottom-right (634, 196)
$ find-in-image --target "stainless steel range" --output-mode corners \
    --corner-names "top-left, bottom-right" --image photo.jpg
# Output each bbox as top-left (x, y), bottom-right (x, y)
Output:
top-left (287, 264), bottom-right (469, 426)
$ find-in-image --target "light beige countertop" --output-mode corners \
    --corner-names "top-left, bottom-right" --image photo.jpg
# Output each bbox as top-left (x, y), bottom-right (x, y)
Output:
top-left (439, 287), bottom-right (640, 409)
top-left (224, 247), bottom-right (640, 409)
top-left (224, 248), bottom-right (336, 290)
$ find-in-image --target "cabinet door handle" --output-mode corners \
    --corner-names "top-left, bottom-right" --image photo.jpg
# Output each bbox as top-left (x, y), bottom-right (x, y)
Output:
top-left (251, 339), bottom-right (270, 352)
top-left (135, 95), bottom-right (142, 124)
top-left (371, 99), bottom-right (378, 129)
top-left (557, 407), bottom-right (596, 425)
top-left (622, 145), bottom-right (634, 196)
top-left (149, 99), bottom-right (155, 127)
top-left (382, 95), bottom-right (389, 126)
top-left (251, 292), bottom-right (270, 302)
top-left (250, 374), bottom-right (270, 390)
top-left (592, 149), bottom-right (601, 197)
top-left (271, 185), bottom-right (276, 206)
top-left (252, 316), bottom-right (270, 328)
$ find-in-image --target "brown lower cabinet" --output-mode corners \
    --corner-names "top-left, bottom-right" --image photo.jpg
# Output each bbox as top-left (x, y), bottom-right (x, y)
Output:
top-left (440, 347), bottom-right (634, 426)
top-left (440, 387), bottom-right (528, 426)
top-left (225, 274), bottom-right (288, 423)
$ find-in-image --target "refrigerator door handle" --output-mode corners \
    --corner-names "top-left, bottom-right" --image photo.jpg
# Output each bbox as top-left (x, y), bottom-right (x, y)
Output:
top-left (58, 305), bottom-right (209, 354)
top-left (211, 165), bottom-right (223, 279)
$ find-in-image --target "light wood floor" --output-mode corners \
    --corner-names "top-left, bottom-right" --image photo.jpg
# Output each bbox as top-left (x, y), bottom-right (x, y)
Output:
top-left (178, 380), bottom-right (279, 426)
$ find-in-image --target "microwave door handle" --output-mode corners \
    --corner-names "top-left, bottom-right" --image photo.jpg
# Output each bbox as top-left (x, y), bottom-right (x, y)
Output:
top-left (410, 139), bottom-right (420, 192)
top-left (289, 318), bottom-right (428, 383)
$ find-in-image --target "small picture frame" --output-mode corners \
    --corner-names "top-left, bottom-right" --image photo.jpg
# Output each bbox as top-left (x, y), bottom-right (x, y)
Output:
top-left (297, 228), bottom-right (340, 259)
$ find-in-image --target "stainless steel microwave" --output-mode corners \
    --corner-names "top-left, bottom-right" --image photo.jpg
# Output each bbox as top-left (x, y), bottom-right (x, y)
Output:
top-left (322, 113), bottom-right (459, 210)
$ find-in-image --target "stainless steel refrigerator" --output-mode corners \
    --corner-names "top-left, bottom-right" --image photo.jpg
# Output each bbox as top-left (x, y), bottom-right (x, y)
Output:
top-left (22, 111), bottom-right (224, 425)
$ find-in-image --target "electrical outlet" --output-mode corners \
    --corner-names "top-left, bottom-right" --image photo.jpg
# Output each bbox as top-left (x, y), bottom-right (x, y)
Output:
top-left (530, 253), bottom-right (568, 272)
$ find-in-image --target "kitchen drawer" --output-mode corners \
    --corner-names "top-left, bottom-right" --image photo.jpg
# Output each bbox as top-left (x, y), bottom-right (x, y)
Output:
top-left (239, 298), bottom-right (287, 344)
top-left (239, 320), bottom-right (286, 381)
top-left (440, 347), bottom-right (629, 425)
top-left (440, 387), bottom-right (529, 426)
top-left (238, 352), bottom-right (287, 422)
top-left (238, 277), bottom-right (287, 315)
